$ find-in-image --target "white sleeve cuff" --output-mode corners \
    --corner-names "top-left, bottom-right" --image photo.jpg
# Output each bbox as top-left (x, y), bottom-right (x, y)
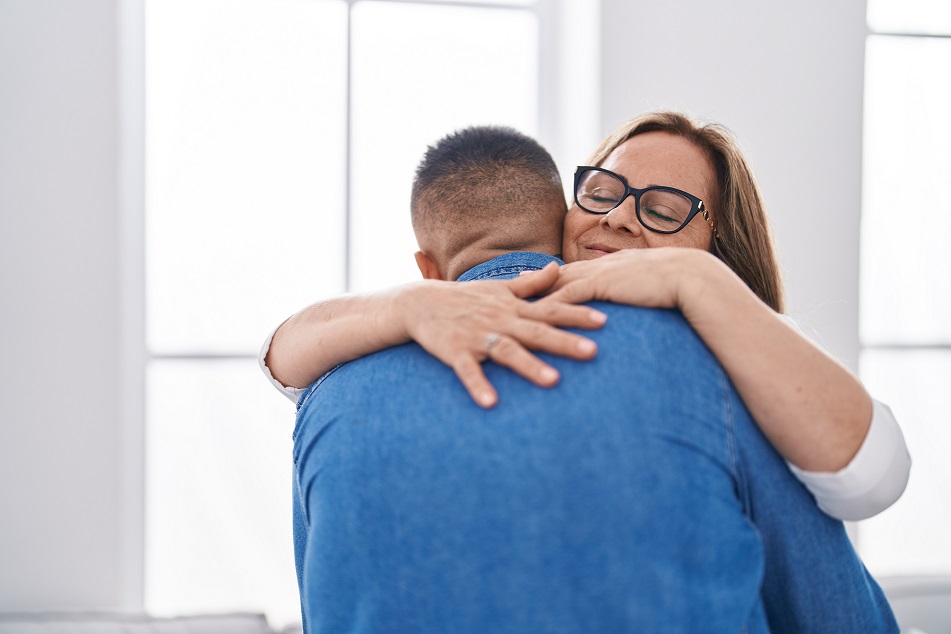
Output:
top-left (259, 325), bottom-right (307, 404)
top-left (788, 399), bottom-right (911, 521)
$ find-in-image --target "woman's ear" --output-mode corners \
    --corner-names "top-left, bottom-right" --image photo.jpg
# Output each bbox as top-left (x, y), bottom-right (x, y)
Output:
top-left (414, 251), bottom-right (444, 280)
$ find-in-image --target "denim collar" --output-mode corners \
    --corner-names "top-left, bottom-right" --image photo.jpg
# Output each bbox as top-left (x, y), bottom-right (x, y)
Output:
top-left (456, 252), bottom-right (564, 282)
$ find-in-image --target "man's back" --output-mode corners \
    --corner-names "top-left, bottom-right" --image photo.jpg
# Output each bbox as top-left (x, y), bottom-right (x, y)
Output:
top-left (294, 304), bottom-right (773, 632)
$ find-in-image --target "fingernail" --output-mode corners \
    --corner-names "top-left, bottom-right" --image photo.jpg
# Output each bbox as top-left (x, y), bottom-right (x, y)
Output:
top-left (589, 310), bottom-right (607, 324)
top-left (578, 339), bottom-right (597, 354)
top-left (479, 392), bottom-right (497, 408)
top-left (519, 270), bottom-right (534, 276)
top-left (540, 367), bottom-right (559, 383)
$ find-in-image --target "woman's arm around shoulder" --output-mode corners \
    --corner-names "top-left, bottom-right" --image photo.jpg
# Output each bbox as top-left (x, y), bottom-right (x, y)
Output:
top-left (261, 264), bottom-right (606, 407)
top-left (542, 247), bottom-right (911, 520)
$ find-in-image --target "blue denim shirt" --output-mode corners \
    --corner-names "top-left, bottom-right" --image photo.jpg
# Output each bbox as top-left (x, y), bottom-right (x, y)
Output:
top-left (291, 252), bottom-right (897, 634)
top-left (456, 251), bottom-right (563, 282)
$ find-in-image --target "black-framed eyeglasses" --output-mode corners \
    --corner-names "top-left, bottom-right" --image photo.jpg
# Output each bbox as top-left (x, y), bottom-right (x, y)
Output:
top-left (573, 166), bottom-right (715, 235)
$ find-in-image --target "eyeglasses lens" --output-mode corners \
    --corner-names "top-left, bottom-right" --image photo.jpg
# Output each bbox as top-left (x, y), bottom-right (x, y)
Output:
top-left (638, 189), bottom-right (693, 232)
top-left (577, 170), bottom-right (694, 232)
top-left (576, 170), bottom-right (625, 213)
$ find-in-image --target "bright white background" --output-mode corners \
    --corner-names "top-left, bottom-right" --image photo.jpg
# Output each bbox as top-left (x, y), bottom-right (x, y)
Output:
top-left (144, 0), bottom-right (547, 624)
top-left (1, 0), bottom-right (948, 627)
top-left (857, 9), bottom-right (951, 575)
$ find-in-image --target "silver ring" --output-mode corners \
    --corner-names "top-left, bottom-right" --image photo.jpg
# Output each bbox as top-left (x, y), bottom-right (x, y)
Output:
top-left (484, 333), bottom-right (502, 354)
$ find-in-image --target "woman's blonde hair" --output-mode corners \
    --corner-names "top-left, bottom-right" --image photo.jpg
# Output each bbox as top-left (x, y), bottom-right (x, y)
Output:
top-left (586, 112), bottom-right (785, 313)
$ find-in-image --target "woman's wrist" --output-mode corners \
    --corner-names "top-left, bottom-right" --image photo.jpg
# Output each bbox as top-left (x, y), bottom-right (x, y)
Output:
top-left (673, 249), bottom-right (737, 319)
top-left (379, 282), bottom-right (429, 347)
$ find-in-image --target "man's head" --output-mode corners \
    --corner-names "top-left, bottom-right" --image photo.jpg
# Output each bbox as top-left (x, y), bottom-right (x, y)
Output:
top-left (411, 126), bottom-right (567, 281)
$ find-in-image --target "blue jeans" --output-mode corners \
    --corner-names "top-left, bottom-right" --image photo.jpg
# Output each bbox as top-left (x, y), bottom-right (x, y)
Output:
top-left (291, 304), bottom-right (896, 633)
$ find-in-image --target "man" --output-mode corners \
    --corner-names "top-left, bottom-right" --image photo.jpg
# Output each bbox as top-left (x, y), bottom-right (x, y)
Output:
top-left (287, 127), bottom-right (896, 632)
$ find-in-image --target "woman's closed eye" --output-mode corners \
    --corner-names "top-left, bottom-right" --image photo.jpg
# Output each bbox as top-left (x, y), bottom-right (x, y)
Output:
top-left (588, 188), bottom-right (622, 204)
top-left (644, 205), bottom-right (679, 224)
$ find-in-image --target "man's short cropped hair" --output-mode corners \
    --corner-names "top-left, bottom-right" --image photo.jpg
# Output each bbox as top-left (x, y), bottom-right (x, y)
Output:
top-left (410, 126), bottom-right (567, 259)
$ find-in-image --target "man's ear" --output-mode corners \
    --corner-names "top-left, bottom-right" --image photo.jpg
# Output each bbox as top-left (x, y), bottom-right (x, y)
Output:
top-left (414, 251), bottom-right (444, 280)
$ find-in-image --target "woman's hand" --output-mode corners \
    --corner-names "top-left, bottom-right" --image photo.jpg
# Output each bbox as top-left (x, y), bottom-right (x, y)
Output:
top-left (537, 247), bottom-right (703, 309)
top-left (397, 262), bottom-right (607, 408)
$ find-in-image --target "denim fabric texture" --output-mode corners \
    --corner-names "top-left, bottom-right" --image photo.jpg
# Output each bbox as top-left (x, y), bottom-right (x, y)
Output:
top-left (455, 251), bottom-right (565, 282)
top-left (290, 253), bottom-right (897, 633)
top-left (289, 251), bottom-right (564, 618)
top-left (291, 474), bottom-right (309, 634)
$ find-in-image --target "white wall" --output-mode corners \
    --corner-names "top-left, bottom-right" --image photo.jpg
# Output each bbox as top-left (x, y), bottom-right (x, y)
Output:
top-left (599, 0), bottom-right (867, 370)
top-left (0, 0), bottom-right (134, 611)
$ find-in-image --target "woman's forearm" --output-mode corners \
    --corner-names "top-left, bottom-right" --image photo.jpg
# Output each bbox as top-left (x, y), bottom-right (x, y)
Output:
top-left (264, 266), bottom-right (605, 402)
top-left (677, 250), bottom-right (872, 473)
top-left (544, 248), bottom-right (874, 473)
top-left (265, 286), bottom-right (414, 390)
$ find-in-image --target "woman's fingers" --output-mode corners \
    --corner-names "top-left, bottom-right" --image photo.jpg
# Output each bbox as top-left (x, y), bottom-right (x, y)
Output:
top-left (410, 270), bottom-right (609, 408)
top-left (520, 298), bottom-right (606, 329)
top-left (451, 356), bottom-right (499, 409)
top-left (509, 318), bottom-right (599, 359)
top-left (504, 261), bottom-right (560, 298)
top-left (448, 335), bottom-right (562, 408)
top-left (483, 335), bottom-right (562, 388)
top-left (543, 260), bottom-right (601, 293)
top-left (539, 280), bottom-right (599, 306)
top-left (446, 320), bottom-right (598, 408)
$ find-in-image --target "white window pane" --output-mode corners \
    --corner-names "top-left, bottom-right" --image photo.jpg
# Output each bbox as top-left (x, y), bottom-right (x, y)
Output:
top-left (146, 359), bottom-right (299, 629)
top-left (868, 0), bottom-right (951, 34)
top-left (858, 349), bottom-right (951, 575)
top-left (350, 2), bottom-right (539, 292)
top-left (860, 36), bottom-right (951, 345)
top-left (146, 0), bottom-right (347, 354)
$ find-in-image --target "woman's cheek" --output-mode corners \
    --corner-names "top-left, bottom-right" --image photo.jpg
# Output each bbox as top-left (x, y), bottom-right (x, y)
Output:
top-left (561, 207), bottom-right (592, 262)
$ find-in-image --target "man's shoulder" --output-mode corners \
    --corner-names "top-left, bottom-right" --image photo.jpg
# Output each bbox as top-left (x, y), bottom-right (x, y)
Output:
top-left (582, 303), bottom-right (696, 344)
top-left (302, 302), bottom-right (722, 416)
top-left (296, 340), bottom-right (451, 417)
top-left (558, 302), bottom-right (724, 383)
top-left (311, 340), bottom-right (443, 388)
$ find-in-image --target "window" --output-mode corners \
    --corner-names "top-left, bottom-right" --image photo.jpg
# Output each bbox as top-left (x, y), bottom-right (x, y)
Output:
top-left (348, 1), bottom-right (539, 290)
top-left (858, 0), bottom-right (951, 575)
top-left (145, 1), bottom-right (347, 625)
top-left (144, 0), bottom-right (586, 626)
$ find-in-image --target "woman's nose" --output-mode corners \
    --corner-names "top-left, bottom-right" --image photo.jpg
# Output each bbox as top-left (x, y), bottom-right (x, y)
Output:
top-left (599, 199), bottom-right (643, 235)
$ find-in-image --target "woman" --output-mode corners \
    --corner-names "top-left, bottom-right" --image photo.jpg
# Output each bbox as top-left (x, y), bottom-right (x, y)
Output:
top-left (264, 112), bottom-right (909, 521)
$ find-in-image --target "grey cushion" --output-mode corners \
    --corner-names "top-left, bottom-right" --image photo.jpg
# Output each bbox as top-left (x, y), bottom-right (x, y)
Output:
top-left (879, 576), bottom-right (951, 634)
top-left (0, 612), bottom-right (274, 634)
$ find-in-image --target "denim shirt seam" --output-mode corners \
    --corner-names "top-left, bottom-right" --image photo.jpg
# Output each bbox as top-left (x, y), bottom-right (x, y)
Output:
top-left (457, 252), bottom-right (562, 282)
top-left (466, 264), bottom-right (545, 281)
top-left (721, 369), bottom-right (746, 513)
